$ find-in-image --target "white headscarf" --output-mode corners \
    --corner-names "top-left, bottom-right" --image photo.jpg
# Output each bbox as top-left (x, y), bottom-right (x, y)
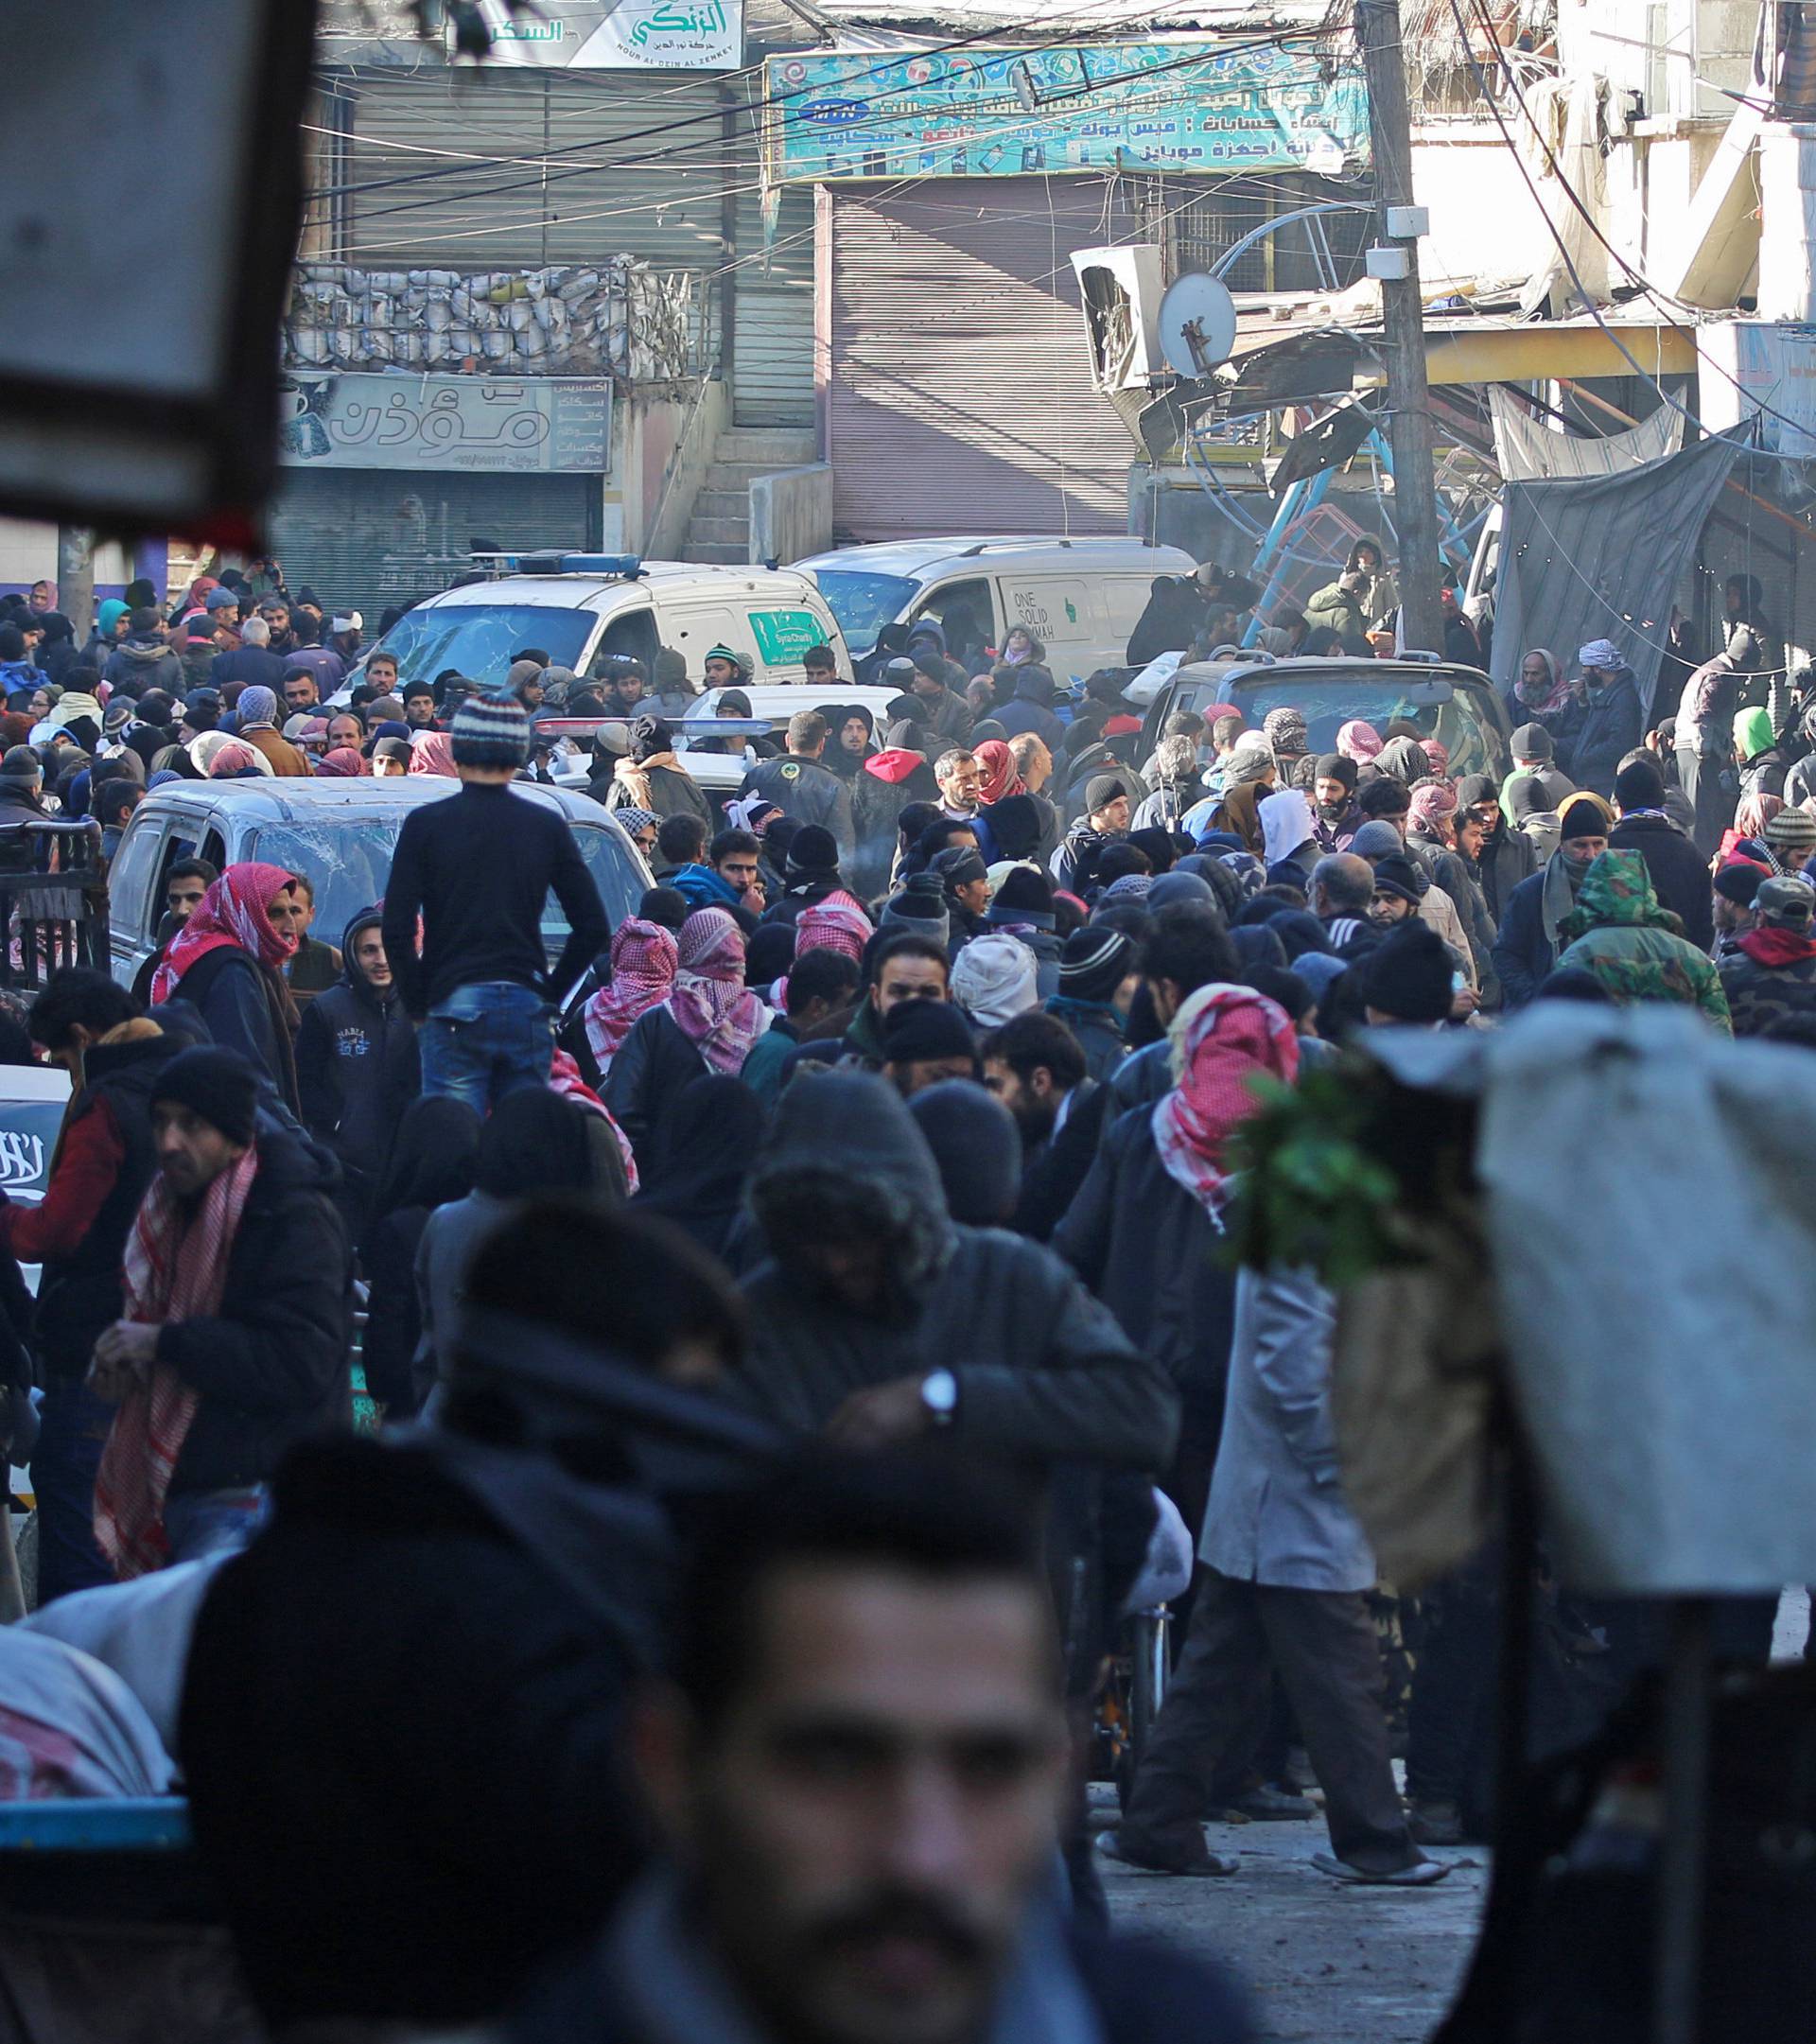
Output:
top-left (951, 932), bottom-right (1039, 1028)
top-left (1258, 787), bottom-right (1315, 870)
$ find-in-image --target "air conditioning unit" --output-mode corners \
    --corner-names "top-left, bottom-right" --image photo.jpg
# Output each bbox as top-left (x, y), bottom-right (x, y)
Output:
top-left (1071, 245), bottom-right (1168, 393)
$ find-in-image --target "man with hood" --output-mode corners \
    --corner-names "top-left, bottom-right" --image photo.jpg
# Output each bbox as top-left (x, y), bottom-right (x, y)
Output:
top-left (1734, 704), bottom-right (1791, 804)
top-left (103, 608), bottom-right (184, 697)
top-left (996, 661), bottom-right (1068, 752)
top-left (1719, 877), bottom-right (1816, 1036)
top-left (1490, 796), bottom-right (1609, 1006)
top-left (295, 907), bottom-right (420, 1236)
top-left (1257, 787), bottom-right (1318, 886)
top-left (1607, 755), bottom-right (1712, 951)
top-left (1552, 848), bottom-right (1732, 1029)
top-left (853, 725), bottom-right (935, 898)
top-left (734, 1068), bottom-right (1177, 1476)
top-left (180, 1198), bottom-right (763, 2035)
top-left (905, 617), bottom-right (969, 698)
top-left (1723, 570), bottom-right (1783, 680)
top-left (1556, 640), bottom-right (1643, 797)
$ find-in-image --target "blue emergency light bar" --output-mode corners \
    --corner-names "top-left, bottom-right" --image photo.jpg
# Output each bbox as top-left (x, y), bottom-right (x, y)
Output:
top-left (493, 550), bottom-right (643, 578)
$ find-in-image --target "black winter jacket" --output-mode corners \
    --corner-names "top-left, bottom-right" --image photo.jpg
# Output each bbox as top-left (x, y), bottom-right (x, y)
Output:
top-left (1055, 1102), bottom-right (1239, 1454)
top-left (294, 909), bottom-right (419, 1211)
top-left (734, 1073), bottom-right (1178, 1474)
top-left (1490, 865), bottom-right (1560, 1008)
top-left (156, 1125), bottom-right (353, 1495)
top-left (160, 943), bottom-right (300, 1112)
top-left (739, 754), bottom-right (856, 864)
top-left (1608, 812), bottom-right (1714, 952)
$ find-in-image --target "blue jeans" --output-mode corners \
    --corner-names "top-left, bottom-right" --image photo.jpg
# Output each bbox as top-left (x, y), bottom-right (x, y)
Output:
top-left (162, 1485), bottom-right (268, 1564)
top-left (419, 982), bottom-right (555, 1115)
top-left (30, 1379), bottom-right (115, 1605)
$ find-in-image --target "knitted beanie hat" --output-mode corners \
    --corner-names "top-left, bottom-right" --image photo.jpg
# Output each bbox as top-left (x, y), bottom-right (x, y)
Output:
top-left (1058, 925), bottom-right (1133, 1004)
top-left (450, 690), bottom-right (530, 769)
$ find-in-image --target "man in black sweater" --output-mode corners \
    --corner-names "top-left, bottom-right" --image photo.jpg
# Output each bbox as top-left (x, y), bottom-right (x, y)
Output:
top-left (381, 691), bottom-right (609, 1114)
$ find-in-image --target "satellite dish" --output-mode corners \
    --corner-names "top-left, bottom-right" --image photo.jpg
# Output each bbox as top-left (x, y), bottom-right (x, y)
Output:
top-left (1158, 271), bottom-right (1237, 380)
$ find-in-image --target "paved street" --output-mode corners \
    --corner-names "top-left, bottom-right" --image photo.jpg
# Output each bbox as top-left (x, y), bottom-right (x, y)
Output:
top-left (1096, 1791), bottom-right (1489, 2042)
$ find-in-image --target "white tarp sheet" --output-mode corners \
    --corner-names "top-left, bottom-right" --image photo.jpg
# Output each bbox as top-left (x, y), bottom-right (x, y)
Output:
top-left (1363, 1005), bottom-right (1816, 1594)
top-left (1489, 385), bottom-right (1684, 481)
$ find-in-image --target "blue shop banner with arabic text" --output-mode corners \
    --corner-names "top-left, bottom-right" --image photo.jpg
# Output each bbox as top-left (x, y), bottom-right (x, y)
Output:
top-left (763, 41), bottom-right (1369, 183)
top-left (276, 374), bottom-right (613, 475)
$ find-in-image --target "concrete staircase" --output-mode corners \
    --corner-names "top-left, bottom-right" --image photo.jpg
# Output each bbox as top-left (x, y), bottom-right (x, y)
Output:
top-left (681, 428), bottom-right (818, 564)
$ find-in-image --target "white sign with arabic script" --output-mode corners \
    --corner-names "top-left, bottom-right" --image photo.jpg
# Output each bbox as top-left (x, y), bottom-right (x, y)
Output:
top-left (473, 0), bottom-right (742, 70)
top-left (276, 374), bottom-right (613, 475)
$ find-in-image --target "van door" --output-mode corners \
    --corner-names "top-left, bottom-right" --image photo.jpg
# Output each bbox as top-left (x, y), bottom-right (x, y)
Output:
top-left (998, 573), bottom-right (1098, 681)
top-left (908, 576), bottom-right (995, 669)
top-left (742, 595), bottom-right (841, 682)
top-left (1094, 575), bottom-right (1158, 668)
top-left (584, 592), bottom-right (658, 677)
top-left (105, 812), bottom-right (169, 986)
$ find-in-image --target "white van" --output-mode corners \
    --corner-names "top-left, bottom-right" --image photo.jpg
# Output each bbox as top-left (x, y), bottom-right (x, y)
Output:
top-left (795, 537), bottom-right (1197, 682)
top-left (364, 555), bottom-right (851, 694)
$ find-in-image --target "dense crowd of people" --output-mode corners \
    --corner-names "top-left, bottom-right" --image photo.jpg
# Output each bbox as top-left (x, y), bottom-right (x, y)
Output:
top-left (0, 548), bottom-right (1805, 2041)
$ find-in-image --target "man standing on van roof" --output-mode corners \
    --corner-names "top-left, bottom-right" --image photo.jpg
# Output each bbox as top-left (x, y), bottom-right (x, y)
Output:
top-left (381, 693), bottom-right (609, 1114)
top-left (739, 710), bottom-right (856, 868)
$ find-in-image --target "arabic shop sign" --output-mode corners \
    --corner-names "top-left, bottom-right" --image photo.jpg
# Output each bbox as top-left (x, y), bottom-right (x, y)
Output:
top-left (277, 374), bottom-right (614, 475)
top-left (764, 41), bottom-right (1369, 183)
top-left (472, 0), bottom-right (742, 70)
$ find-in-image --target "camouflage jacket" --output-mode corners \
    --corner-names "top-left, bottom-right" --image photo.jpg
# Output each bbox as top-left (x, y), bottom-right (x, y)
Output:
top-left (1719, 929), bottom-right (1816, 1038)
top-left (1556, 849), bottom-right (1734, 1034)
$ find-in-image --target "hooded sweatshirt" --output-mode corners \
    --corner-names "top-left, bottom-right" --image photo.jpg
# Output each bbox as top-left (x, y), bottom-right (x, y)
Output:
top-left (734, 1071), bottom-right (1178, 1471)
top-left (294, 908), bottom-right (420, 1206)
top-left (1555, 849), bottom-right (1733, 1030)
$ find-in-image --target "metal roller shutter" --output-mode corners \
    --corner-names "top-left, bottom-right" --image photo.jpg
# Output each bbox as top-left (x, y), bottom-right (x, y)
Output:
top-left (827, 180), bottom-right (1141, 543)
top-left (732, 183), bottom-right (813, 428)
top-left (264, 468), bottom-right (600, 630)
top-left (340, 71), bottom-right (734, 362)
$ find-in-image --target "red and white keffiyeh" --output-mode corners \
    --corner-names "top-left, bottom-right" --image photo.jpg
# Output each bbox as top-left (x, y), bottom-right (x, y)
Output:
top-left (581, 917), bottom-right (678, 1074)
top-left (1151, 983), bottom-right (1300, 1222)
top-left (93, 1146), bottom-right (261, 1579)
top-left (548, 1048), bottom-right (640, 1194)
top-left (149, 863), bottom-right (297, 1006)
top-left (666, 908), bottom-right (770, 1076)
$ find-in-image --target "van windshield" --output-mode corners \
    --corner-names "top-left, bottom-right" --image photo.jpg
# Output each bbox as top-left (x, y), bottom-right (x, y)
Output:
top-left (808, 570), bottom-right (917, 654)
top-left (1182, 671), bottom-right (1506, 781)
top-left (373, 605), bottom-right (596, 692)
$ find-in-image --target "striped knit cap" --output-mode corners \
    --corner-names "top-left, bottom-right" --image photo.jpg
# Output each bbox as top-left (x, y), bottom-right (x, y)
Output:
top-left (1058, 925), bottom-right (1133, 1004)
top-left (450, 690), bottom-right (530, 769)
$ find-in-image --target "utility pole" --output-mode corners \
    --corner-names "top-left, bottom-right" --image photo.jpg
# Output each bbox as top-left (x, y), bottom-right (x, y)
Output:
top-left (1355, 0), bottom-right (1445, 656)
top-left (56, 526), bottom-right (95, 639)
